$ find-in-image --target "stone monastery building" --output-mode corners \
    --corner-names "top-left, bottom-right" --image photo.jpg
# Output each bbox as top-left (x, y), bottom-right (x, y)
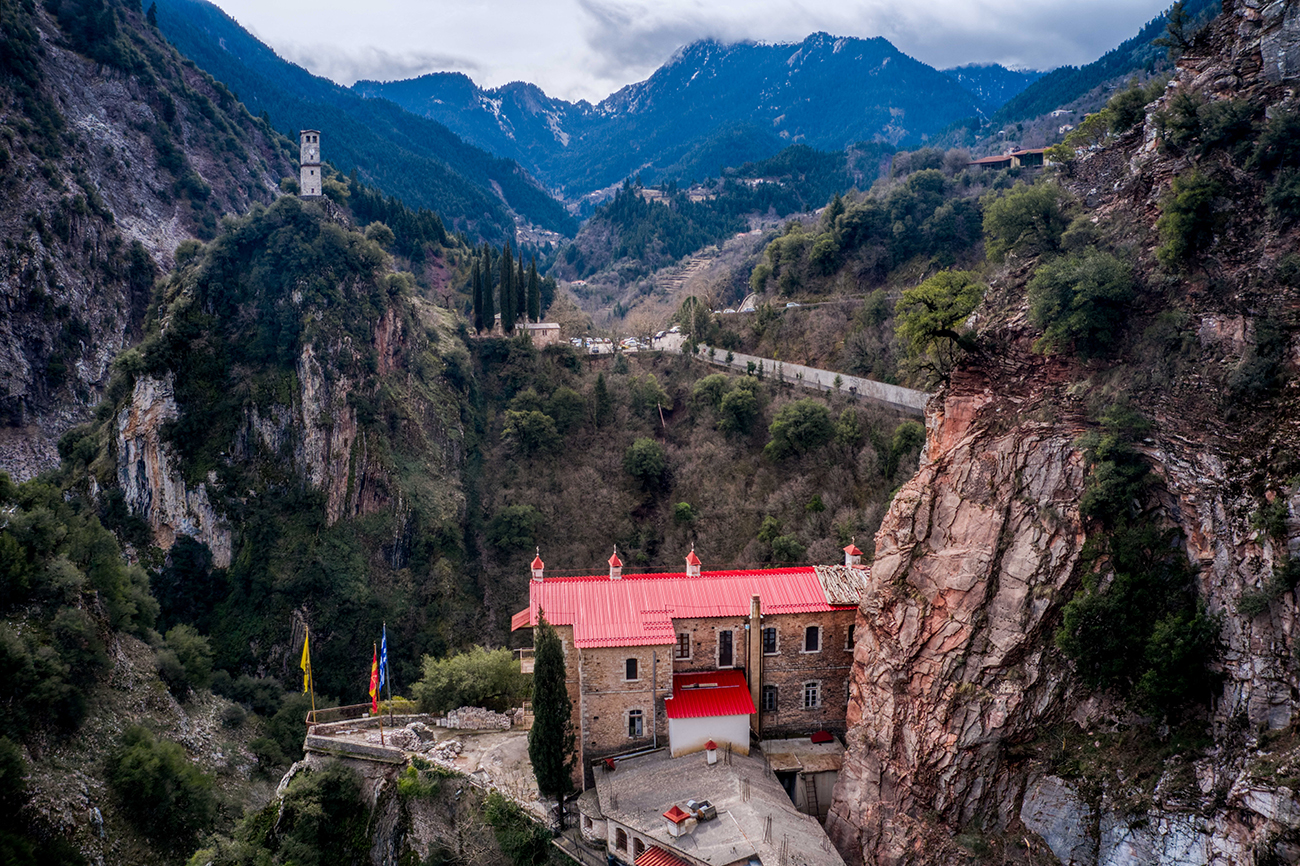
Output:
top-left (512, 545), bottom-right (871, 784)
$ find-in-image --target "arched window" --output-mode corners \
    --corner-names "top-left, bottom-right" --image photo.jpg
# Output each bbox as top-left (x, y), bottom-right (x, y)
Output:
top-left (616, 829), bottom-right (628, 851)
top-left (633, 839), bottom-right (645, 859)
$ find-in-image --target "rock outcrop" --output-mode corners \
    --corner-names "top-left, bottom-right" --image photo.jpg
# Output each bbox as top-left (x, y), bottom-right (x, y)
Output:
top-left (828, 2), bottom-right (1300, 864)
top-left (0, 1), bottom-right (291, 480)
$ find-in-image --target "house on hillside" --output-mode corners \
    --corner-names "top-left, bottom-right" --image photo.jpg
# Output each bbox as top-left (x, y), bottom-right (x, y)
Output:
top-left (967, 148), bottom-right (1050, 170)
top-left (511, 544), bottom-right (870, 786)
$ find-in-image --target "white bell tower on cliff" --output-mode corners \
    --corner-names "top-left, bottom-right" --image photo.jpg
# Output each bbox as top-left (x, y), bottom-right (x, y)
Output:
top-left (299, 129), bottom-right (321, 198)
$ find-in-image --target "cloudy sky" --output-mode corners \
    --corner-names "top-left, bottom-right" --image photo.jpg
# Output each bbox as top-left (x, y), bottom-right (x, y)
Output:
top-left (208, 0), bottom-right (1175, 103)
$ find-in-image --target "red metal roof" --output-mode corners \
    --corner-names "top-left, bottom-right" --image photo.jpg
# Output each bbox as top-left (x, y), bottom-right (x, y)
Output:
top-left (510, 609), bottom-right (532, 631)
top-left (705, 739), bottom-right (717, 750)
top-left (511, 567), bottom-right (858, 648)
top-left (532, 554), bottom-right (545, 569)
top-left (843, 543), bottom-right (862, 556)
top-left (609, 550), bottom-right (623, 567)
top-left (664, 670), bottom-right (756, 719)
top-left (663, 805), bottom-right (691, 824)
top-left (637, 847), bottom-right (692, 866)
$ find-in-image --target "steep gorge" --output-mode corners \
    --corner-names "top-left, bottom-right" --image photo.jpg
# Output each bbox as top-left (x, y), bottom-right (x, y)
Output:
top-left (829, 2), bottom-right (1300, 863)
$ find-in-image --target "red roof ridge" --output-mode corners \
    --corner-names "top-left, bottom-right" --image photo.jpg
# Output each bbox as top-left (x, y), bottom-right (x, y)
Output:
top-left (609, 550), bottom-right (623, 567)
top-left (532, 553), bottom-right (545, 569)
top-left (685, 548), bottom-right (701, 566)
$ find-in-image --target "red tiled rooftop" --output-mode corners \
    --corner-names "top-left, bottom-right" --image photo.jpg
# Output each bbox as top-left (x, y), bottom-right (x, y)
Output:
top-left (637, 846), bottom-right (692, 866)
top-left (512, 567), bottom-right (862, 648)
top-left (663, 806), bottom-right (691, 824)
top-left (664, 670), bottom-right (756, 719)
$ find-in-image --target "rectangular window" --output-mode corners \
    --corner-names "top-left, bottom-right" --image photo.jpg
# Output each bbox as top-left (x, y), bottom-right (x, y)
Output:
top-left (846, 624), bottom-right (855, 648)
top-left (762, 626), bottom-right (777, 654)
top-left (803, 681), bottom-right (820, 709)
top-left (676, 632), bottom-right (690, 659)
top-left (804, 625), bottom-right (820, 653)
top-left (628, 709), bottom-right (644, 738)
top-left (762, 684), bottom-right (778, 712)
top-left (718, 630), bottom-right (733, 667)
top-left (625, 658), bottom-right (639, 681)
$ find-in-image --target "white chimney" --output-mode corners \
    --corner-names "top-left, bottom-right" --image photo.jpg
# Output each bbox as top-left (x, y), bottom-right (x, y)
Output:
top-left (844, 539), bottom-right (863, 567)
top-left (705, 739), bottom-right (718, 765)
top-left (609, 547), bottom-right (623, 580)
top-left (685, 546), bottom-right (701, 577)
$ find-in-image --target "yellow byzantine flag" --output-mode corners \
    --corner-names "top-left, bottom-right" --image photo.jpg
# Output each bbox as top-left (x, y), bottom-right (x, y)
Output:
top-left (300, 628), bottom-right (312, 694)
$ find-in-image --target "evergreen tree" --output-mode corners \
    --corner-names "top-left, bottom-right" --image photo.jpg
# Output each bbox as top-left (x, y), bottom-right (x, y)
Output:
top-left (517, 256), bottom-right (527, 319)
top-left (146, 2), bottom-right (158, 27)
top-left (500, 243), bottom-right (516, 334)
top-left (528, 614), bottom-right (574, 803)
top-left (472, 259), bottom-right (484, 333)
top-left (527, 258), bottom-right (541, 322)
top-left (593, 373), bottom-right (611, 428)
top-left (481, 249), bottom-right (495, 332)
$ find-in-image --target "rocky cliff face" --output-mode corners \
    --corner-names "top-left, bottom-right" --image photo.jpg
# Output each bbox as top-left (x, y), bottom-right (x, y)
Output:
top-left (828, 2), bottom-right (1300, 864)
top-left (0, 0), bottom-right (292, 480)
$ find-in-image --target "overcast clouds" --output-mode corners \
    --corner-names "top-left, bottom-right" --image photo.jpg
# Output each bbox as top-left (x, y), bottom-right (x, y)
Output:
top-left (208, 0), bottom-right (1175, 103)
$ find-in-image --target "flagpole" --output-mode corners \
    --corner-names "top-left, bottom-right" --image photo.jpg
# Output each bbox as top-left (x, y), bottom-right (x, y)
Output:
top-left (374, 642), bottom-right (384, 747)
top-left (302, 624), bottom-right (317, 726)
top-left (384, 622), bottom-right (394, 725)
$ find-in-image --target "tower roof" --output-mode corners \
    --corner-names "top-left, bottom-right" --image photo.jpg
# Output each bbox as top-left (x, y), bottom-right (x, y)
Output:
top-left (609, 550), bottom-right (623, 567)
top-left (532, 553), bottom-right (545, 569)
top-left (843, 542), bottom-right (863, 556)
top-left (685, 549), bottom-right (701, 566)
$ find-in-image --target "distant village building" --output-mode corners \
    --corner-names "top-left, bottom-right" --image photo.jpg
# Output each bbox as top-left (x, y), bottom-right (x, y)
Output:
top-left (512, 545), bottom-right (870, 787)
top-left (300, 130), bottom-right (322, 198)
top-left (520, 322), bottom-right (561, 347)
top-left (967, 148), bottom-right (1049, 170)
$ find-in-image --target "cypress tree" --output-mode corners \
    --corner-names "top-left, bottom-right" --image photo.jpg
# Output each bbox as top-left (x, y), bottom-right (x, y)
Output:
top-left (593, 373), bottom-right (611, 428)
top-left (512, 256), bottom-right (522, 317)
top-left (528, 613), bottom-right (574, 802)
top-left (499, 243), bottom-right (515, 334)
top-left (472, 259), bottom-right (483, 333)
top-left (481, 249), bottom-right (495, 332)
top-left (527, 258), bottom-right (541, 323)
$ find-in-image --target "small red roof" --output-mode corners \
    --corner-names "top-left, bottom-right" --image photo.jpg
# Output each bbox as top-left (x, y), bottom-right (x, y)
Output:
top-left (811, 730), bottom-right (835, 744)
top-left (609, 551), bottom-right (623, 567)
top-left (637, 848), bottom-right (692, 866)
top-left (685, 549), bottom-right (701, 566)
top-left (664, 670), bottom-right (756, 719)
top-left (705, 739), bottom-right (717, 750)
top-left (663, 805), bottom-right (691, 824)
top-left (843, 543), bottom-right (862, 556)
top-left (510, 609), bottom-right (532, 631)
top-left (532, 554), bottom-right (545, 569)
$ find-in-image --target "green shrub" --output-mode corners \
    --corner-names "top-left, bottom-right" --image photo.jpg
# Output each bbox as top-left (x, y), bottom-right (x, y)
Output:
top-left (156, 624), bottom-right (213, 697)
top-left (673, 502), bottom-right (700, 524)
top-left (412, 647), bottom-right (529, 713)
top-left (1027, 250), bottom-right (1135, 357)
top-left (765, 399), bottom-right (833, 460)
top-left (1264, 169), bottom-right (1300, 224)
top-left (623, 438), bottom-right (668, 490)
top-left (692, 373), bottom-right (731, 409)
top-left (502, 410), bottom-right (562, 456)
top-left (770, 535), bottom-right (806, 563)
top-left (546, 386), bottom-right (586, 434)
top-left (486, 505), bottom-right (544, 553)
top-left (107, 726), bottom-right (216, 846)
top-left (718, 387), bottom-right (759, 435)
top-left (1156, 171), bottom-right (1223, 271)
top-left (1252, 108), bottom-right (1300, 173)
top-left (982, 182), bottom-right (1073, 262)
top-left (484, 791), bottom-right (552, 866)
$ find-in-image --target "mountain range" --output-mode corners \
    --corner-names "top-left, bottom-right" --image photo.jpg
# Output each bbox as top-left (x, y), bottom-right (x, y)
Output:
top-left (353, 33), bottom-right (1027, 195)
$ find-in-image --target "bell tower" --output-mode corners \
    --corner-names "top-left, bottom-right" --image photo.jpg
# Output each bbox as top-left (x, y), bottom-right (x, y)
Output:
top-left (299, 129), bottom-right (322, 198)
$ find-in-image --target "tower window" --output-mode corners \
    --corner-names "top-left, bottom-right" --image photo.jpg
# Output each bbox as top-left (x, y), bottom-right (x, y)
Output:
top-left (762, 626), bottom-right (777, 654)
top-left (628, 709), bottom-right (643, 738)
top-left (625, 658), bottom-right (638, 681)
top-left (762, 685), bottom-right (778, 712)
top-left (804, 625), bottom-right (820, 652)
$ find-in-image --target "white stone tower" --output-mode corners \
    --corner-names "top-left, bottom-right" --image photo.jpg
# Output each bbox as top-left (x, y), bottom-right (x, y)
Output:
top-left (299, 129), bottom-right (321, 198)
